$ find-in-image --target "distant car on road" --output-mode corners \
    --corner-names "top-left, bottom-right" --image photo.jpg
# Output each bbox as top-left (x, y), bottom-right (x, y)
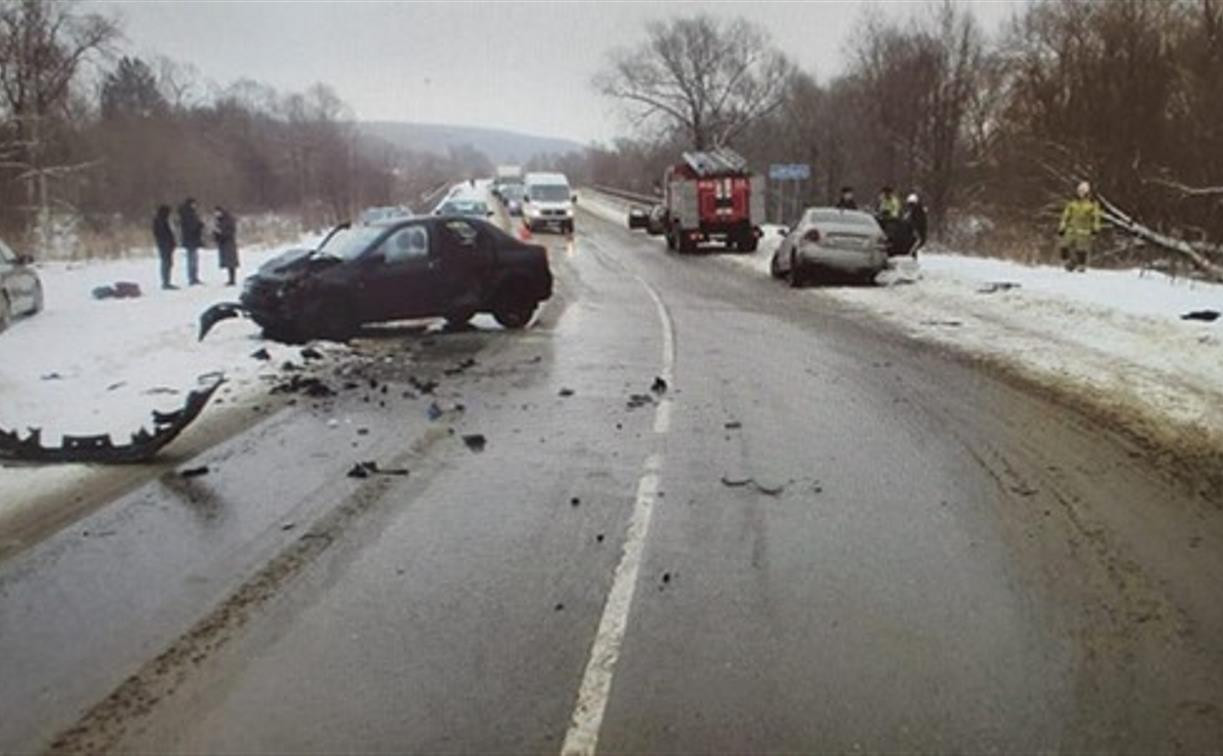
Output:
top-left (500, 184), bottom-right (526, 216)
top-left (434, 198), bottom-right (494, 219)
top-left (0, 238), bottom-right (43, 332)
top-left (359, 205), bottom-right (414, 225)
top-left (522, 172), bottom-right (575, 234)
top-left (233, 216), bottom-right (552, 341)
top-left (627, 204), bottom-right (667, 236)
top-left (770, 208), bottom-right (889, 286)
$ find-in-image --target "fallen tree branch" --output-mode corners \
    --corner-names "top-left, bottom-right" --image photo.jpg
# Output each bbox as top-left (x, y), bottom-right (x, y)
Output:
top-left (1097, 194), bottom-right (1223, 282)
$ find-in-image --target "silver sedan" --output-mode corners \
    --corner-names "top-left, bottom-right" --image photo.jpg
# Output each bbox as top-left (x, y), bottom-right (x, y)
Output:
top-left (770, 208), bottom-right (890, 286)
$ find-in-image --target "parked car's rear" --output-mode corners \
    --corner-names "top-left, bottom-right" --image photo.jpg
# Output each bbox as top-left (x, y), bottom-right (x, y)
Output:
top-left (771, 208), bottom-right (889, 286)
top-left (0, 238), bottom-right (43, 332)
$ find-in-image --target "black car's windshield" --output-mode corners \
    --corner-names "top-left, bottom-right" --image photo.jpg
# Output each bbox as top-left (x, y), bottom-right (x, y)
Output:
top-left (317, 226), bottom-right (384, 261)
top-left (529, 185), bottom-right (569, 202)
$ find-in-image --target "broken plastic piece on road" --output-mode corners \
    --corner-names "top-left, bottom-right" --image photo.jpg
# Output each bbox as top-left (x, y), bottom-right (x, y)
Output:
top-left (462, 434), bottom-right (487, 452)
top-left (197, 301), bottom-right (247, 341)
top-left (977, 281), bottom-right (1022, 294)
top-left (724, 421), bottom-right (742, 430)
top-left (1182, 309), bottom-right (1220, 322)
top-left (300, 346), bottom-right (324, 360)
top-left (250, 348), bottom-right (271, 361)
top-left (651, 376), bottom-right (668, 394)
top-left (558, 388), bottom-right (575, 397)
top-left (0, 376), bottom-right (225, 464)
top-left (179, 466), bottom-right (210, 479)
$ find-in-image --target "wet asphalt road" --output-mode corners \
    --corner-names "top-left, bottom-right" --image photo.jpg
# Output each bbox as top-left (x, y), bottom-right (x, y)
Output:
top-left (3, 205), bottom-right (1223, 753)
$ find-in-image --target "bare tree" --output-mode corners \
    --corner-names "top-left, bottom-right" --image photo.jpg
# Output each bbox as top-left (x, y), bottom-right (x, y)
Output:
top-left (0, 0), bottom-right (118, 248)
top-left (594, 14), bottom-right (796, 150)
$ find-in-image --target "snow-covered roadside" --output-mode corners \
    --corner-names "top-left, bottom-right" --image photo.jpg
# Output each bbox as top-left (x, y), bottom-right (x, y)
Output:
top-left (580, 189), bottom-right (1223, 453)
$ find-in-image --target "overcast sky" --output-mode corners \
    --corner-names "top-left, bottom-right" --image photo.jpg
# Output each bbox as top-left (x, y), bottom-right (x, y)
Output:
top-left (93, 1), bottom-right (1021, 146)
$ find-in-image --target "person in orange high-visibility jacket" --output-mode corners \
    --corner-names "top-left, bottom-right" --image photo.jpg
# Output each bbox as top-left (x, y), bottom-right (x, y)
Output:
top-left (1058, 181), bottom-right (1102, 272)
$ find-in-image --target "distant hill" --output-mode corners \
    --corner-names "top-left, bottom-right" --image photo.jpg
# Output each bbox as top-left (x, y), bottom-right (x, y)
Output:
top-left (359, 121), bottom-right (586, 164)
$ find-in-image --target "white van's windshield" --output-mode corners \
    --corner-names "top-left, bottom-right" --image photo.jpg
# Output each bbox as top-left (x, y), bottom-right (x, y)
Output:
top-left (530, 185), bottom-right (570, 202)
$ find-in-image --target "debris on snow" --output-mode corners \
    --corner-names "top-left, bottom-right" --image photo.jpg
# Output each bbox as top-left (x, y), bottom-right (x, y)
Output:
top-left (724, 421), bottom-right (742, 430)
top-left (626, 393), bottom-right (655, 410)
top-left (720, 475), bottom-right (752, 487)
top-left (1182, 310), bottom-right (1220, 322)
top-left (300, 346), bottom-right (324, 361)
top-left (651, 376), bottom-right (668, 394)
top-left (250, 348), bottom-right (271, 361)
top-left (462, 434), bottom-right (487, 452)
top-left (347, 460), bottom-right (410, 479)
top-left (0, 376), bottom-right (224, 464)
top-left (179, 465), bottom-right (210, 479)
top-left (977, 281), bottom-right (1022, 294)
top-left (558, 388), bottom-right (575, 397)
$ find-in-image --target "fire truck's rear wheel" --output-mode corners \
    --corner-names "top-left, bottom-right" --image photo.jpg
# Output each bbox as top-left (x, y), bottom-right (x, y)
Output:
top-left (738, 233), bottom-right (758, 253)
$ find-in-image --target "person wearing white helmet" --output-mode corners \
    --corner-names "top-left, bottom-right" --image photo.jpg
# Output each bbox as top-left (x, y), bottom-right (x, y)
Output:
top-left (1058, 180), bottom-right (1102, 272)
top-left (903, 192), bottom-right (928, 258)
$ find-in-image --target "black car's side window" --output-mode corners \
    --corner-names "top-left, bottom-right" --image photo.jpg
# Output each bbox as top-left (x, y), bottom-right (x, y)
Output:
top-left (381, 226), bottom-right (429, 264)
top-left (443, 220), bottom-right (479, 248)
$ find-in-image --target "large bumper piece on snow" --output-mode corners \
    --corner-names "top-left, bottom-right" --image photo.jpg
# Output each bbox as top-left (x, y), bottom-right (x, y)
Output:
top-left (0, 376), bottom-right (224, 464)
top-left (198, 301), bottom-right (248, 341)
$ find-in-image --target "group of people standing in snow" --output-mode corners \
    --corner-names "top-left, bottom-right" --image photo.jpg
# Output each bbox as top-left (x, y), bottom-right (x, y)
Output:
top-left (152, 199), bottom-right (240, 290)
top-left (832, 180), bottom-right (1102, 271)
top-left (835, 184), bottom-right (928, 258)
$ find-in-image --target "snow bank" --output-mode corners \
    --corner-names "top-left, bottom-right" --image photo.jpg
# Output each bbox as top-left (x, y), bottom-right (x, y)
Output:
top-left (581, 188), bottom-right (1223, 450)
top-left (0, 238), bottom-right (320, 444)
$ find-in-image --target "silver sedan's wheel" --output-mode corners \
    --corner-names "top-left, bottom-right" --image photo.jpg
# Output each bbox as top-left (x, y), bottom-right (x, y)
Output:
top-left (788, 253), bottom-right (804, 288)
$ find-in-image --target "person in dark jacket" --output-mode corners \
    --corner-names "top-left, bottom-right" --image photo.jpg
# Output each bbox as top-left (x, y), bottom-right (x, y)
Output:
top-left (177, 197), bottom-right (204, 285)
top-left (903, 193), bottom-right (928, 258)
top-left (152, 204), bottom-right (177, 290)
top-left (213, 206), bottom-right (239, 286)
top-left (835, 186), bottom-right (858, 210)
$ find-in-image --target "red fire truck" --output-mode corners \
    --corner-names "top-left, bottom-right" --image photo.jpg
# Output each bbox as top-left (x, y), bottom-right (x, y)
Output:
top-left (662, 149), bottom-right (765, 253)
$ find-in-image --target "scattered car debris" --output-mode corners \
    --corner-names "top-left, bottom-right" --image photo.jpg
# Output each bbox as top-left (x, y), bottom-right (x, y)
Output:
top-left (409, 376), bottom-right (438, 395)
top-left (462, 434), bottom-right (487, 452)
top-left (280, 361), bottom-right (300, 372)
top-left (719, 475), bottom-right (790, 497)
top-left (558, 388), bottom-right (575, 397)
top-left (0, 376), bottom-right (224, 464)
top-left (570, 497), bottom-right (581, 507)
top-left (144, 386), bottom-right (179, 396)
top-left (920, 319), bottom-right (963, 327)
top-left (40, 372), bottom-right (64, 381)
top-left (250, 348), bottom-right (271, 361)
top-left (198, 301), bottom-right (248, 341)
top-left (426, 402), bottom-right (444, 421)
top-left (651, 376), bottom-right (668, 394)
top-left (626, 393), bottom-right (655, 410)
top-left (595, 534), bottom-right (605, 543)
top-left (977, 281), bottom-right (1022, 294)
top-left (554, 602), bottom-right (565, 612)
top-left (724, 421), bottom-right (742, 430)
top-left (179, 466), bottom-right (210, 479)
top-left (106, 381), bottom-right (126, 392)
top-left (1182, 309), bottom-right (1220, 322)
top-left (91, 282), bottom-right (142, 300)
top-left (346, 460), bottom-right (411, 479)
top-left (300, 346), bottom-right (324, 360)
top-left (270, 374), bottom-right (335, 398)
top-left (444, 358), bottom-right (478, 376)
top-left (720, 475), bottom-right (752, 487)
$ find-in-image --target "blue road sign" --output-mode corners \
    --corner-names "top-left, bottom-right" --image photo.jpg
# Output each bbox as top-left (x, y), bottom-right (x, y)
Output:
top-left (769, 163), bottom-right (811, 181)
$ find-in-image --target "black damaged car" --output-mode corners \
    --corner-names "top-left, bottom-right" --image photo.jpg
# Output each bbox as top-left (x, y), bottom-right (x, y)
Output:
top-left (200, 215), bottom-right (552, 342)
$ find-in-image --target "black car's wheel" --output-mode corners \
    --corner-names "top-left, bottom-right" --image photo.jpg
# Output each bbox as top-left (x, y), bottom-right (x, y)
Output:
top-left (491, 288), bottom-right (537, 330)
top-left (445, 308), bottom-right (476, 328)
top-left (306, 296), bottom-right (355, 342)
top-left (739, 233), bottom-right (758, 253)
top-left (788, 253), bottom-right (805, 288)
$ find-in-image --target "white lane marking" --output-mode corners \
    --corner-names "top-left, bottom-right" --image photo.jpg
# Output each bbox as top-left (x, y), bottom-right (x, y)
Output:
top-left (562, 266), bottom-right (676, 756)
top-left (562, 455), bottom-right (662, 756)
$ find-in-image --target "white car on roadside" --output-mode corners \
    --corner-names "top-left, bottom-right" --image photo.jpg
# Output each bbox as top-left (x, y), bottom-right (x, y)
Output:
top-left (770, 207), bottom-right (890, 286)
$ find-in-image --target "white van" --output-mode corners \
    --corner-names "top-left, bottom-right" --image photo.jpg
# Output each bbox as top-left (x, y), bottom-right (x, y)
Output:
top-left (522, 172), bottom-right (574, 234)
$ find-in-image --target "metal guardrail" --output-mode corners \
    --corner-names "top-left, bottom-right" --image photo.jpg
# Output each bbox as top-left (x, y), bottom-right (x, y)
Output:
top-left (589, 185), bottom-right (659, 206)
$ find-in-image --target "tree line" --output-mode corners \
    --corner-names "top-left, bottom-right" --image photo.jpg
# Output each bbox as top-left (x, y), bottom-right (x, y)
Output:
top-left (579, 0), bottom-right (1223, 273)
top-left (0, 0), bottom-right (493, 258)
